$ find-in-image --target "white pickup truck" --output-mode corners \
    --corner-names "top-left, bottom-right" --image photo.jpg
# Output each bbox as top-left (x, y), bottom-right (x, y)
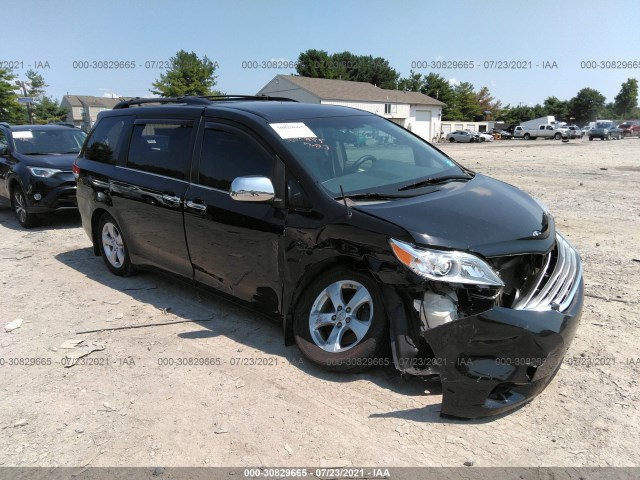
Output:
top-left (514, 124), bottom-right (569, 140)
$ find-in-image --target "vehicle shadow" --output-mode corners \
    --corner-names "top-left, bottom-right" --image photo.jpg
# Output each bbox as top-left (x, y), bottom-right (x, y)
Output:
top-left (0, 204), bottom-right (81, 231)
top-left (54, 246), bottom-right (490, 424)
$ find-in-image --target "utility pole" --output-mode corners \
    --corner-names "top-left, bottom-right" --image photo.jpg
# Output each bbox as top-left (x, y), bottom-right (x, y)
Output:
top-left (15, 80), bottom-right (34, 124)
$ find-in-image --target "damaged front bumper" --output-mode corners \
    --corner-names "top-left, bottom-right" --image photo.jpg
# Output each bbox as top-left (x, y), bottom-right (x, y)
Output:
top-left (387, 234), bottom-right (584, 418)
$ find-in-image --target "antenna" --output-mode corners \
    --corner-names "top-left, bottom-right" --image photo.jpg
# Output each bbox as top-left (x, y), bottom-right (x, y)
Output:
top-left (339, 185), bottom-right (352, 219)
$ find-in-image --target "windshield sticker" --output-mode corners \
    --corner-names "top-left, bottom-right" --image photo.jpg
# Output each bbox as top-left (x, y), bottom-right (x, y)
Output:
top-left (13, 131), bottom-right (33, 139)
top-left (270, 122), bottom-right (316, 139)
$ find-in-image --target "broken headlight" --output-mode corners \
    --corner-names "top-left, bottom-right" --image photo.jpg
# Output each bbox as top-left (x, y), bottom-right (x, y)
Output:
top-left (389, 238), bottom-right (504, 287)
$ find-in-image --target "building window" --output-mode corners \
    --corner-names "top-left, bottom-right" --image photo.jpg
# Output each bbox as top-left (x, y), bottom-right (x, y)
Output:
top-left (384, 103), bottom-right (392, 114)
top-left (79, 107), bottom-right (85, 117)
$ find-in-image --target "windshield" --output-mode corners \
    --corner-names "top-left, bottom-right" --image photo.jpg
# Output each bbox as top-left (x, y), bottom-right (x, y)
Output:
top-left (277, 115), bottom-right (467, 197)
top-left (12, 128), bottom-right (87, 155)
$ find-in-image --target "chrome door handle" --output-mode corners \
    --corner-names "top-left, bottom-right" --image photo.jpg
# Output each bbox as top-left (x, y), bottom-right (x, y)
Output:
top-left (186, 200), bottom-right (207, 211)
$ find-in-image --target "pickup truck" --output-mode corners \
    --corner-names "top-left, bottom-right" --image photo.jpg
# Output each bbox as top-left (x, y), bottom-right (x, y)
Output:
top-left (513, 124), bottom-right (568, 140)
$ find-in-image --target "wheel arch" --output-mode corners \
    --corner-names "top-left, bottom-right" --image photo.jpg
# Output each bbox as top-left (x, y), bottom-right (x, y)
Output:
top-left (90, 208), bottom-right (110, 256)
top-left (283, 255), bottom-right (374, 346)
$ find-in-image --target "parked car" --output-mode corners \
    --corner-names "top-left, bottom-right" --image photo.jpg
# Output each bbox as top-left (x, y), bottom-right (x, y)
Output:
top-left (514, 124), bottom-right (569, 140)
top-left (468, 131), bottom-right (494, 142)
top-left (0, 123), bottom-right (87, 227)
top-left (74, 97), bottom-right (583, 418)
top-left (589, 122), bottom-right (623, 140)
top-left (493, 129), bottom-right (513, 140)
top-left (618, 121), bottom-right (640, 137)
top-left (564, 126), bottom-right (583, 139)
top-left (446, 130), bottom-right (478, 143)
top-left (581, 126), bottom-right (592, 136)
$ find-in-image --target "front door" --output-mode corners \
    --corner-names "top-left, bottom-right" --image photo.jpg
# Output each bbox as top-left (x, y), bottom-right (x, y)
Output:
top-left (183, 121), bottom-right (286, 314)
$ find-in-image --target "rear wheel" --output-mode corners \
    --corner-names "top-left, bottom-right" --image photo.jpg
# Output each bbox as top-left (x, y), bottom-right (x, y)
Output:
top-left (449, 137), bottom-right (455, 143)
top-left (11, 185), bottom-right (40, 228)
top-left (293, 267), bottom-right (389, 373)
top-left (523, 133), bottom-right (531, 140)
top-left (98, 213), bottom-right (134, 276)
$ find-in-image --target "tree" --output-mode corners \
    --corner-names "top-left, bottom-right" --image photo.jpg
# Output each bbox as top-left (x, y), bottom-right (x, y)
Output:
top-left (422, 73), bottom-right (455, 119)
top-left (151, 50), bottom-right (219, 97)
top-left (33, 96), bottom-right (69, 124)
top-left (0, 67), bottom-right (23, 123)
top-left (543, 96), bottom-right (569, 121)
top-left (25, 70), bottom-right (47, 97)
top-left (569, 88), bottom-right (606, 123)
top-left (476, 86), bottom-right (502, 120)
top-left (397, 70), bottom-right (423, 92)
top-left (296, 49), bottom-right (335, 79)
top-left (295, 49), bottom-right (399, 89)
top-left (452, 82), bottom-right (482, 121)
top-left (613, 78), bottom-right (638, 118)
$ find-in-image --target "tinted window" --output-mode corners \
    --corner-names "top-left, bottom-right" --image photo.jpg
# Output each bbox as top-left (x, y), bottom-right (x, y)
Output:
top-left (83, 116), bottom-right (130, 164)
top-left (198, 128), bottom-right (274, 191)
top-left (126, 123), bottom-right (193, 180)
top-left (0, 130), bottom-right (7, 149)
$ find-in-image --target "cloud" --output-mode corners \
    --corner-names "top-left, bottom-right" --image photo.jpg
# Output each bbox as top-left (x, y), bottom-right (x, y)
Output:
top-left (448, 78), bottom-right (460, 86)
top-left (102, 91), bottom-right (120, 98)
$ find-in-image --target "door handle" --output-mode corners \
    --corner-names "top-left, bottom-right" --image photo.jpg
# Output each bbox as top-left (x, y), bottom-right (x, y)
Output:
top-left (162, 194), bottom-right (182, 205)
top-left (186, 200), bottom-right (207, 212)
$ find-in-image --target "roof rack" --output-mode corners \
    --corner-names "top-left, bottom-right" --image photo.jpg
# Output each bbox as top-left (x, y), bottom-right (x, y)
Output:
top-left (113, 95), bottom-right (297, 109)
top-left (0, 122), bottom-right (11, 129)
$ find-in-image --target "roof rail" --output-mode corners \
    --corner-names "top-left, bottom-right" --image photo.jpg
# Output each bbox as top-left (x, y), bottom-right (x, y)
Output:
top-left (113, 95), bottom-right (297, 109)
top-left (0, 122), bottom-right (11, 128)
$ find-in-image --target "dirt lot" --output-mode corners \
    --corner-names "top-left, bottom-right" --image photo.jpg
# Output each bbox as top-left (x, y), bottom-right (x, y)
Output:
top-left (1, 137), bottom-right (639, 468)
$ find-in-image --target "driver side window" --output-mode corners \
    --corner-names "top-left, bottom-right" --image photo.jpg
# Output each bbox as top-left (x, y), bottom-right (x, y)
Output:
top-left (198, 128), bottom-right (274, 191)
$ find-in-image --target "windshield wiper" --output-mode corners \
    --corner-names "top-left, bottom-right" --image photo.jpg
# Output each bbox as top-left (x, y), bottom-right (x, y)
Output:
top-left (334, 192), bottom-right (413, 201)
top-left (398, 174), bottom-right (472, 191)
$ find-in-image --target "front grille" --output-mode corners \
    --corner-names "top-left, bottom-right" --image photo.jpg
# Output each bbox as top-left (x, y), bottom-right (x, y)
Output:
top-left (514, 234), bottom-right (582, 312)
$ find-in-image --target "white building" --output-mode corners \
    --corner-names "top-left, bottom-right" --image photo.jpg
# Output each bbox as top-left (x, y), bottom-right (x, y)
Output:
top-left (258, 75), bottom-right (445, 142)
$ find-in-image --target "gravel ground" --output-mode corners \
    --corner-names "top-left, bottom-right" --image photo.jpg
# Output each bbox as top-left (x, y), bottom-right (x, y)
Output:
top-left (0, 137), bottom-right (638, 468)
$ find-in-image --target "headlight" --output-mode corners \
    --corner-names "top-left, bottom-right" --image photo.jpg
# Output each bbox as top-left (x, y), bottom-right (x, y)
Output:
top-left (27, 167), bottom-right (62, 178)
top-left (389, 238), bottom-right (504, 287)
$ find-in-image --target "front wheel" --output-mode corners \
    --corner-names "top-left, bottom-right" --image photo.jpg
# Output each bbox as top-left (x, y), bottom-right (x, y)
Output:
top-left (523, 133), bottom-right (531, 140)
top-left (293, 267), bottom-right (389, 373)
top-left (449, 137), bottom-right (455, 143)
top-left (98, 213), bottom-right (134, 276)
top-left (554, 132), bottom-right (562, 140)
top-left (11, 185), bottom-right (40, 228)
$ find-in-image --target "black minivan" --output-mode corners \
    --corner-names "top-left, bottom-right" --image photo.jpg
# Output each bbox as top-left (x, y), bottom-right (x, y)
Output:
top-left (74, 97), bottom-right (583, 418)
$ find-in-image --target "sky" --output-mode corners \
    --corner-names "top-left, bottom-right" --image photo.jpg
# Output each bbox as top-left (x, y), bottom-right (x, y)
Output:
top-left (2, 0), bottom-right (639, 107)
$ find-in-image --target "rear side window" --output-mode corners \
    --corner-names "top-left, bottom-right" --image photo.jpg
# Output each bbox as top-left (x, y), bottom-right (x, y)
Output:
top-left (198, 128), bottom-right (274, 191)
top-left (126, 122), bottom-right (193, 180)
top-left (83, 116), bottom-right (131, 164)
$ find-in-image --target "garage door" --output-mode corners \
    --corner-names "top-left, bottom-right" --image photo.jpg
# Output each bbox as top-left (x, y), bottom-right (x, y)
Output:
top-left (414, 110), bottom-right (431, 141)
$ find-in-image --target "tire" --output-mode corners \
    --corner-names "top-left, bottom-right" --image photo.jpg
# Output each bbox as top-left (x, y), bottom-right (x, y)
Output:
top-left (605, 133), bottom-right (610, 140)
top-left (480, 137), bottom-right (485, 142)
top-left (523, 133), bottom-right (530, 140)
top-left (11, 185), bottom-right (40, 228)
top-left (554, 132), bottom-right (562, 140)
top-left (589, 136), bottom-right (593, 141)
top-left (293, 267), bottom-right (389, 373)
top-left (449, 137), bottom-right (455, 143)
top-left (97, 213), bottom-right (134, 276)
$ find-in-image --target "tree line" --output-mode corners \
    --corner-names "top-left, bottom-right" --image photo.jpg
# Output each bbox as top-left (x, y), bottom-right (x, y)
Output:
top-left (1, 49), bottom-right (638, 126)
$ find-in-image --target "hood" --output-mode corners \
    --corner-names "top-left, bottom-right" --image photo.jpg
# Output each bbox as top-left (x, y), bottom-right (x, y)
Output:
top-left (15, 152), bottom-right (78, 170)
top-left (353, 174), bottom-right (555, 257)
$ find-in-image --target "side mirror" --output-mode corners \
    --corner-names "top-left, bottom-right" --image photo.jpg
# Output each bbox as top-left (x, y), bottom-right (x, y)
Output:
top-left (230, 176), bottom-right (275, 203)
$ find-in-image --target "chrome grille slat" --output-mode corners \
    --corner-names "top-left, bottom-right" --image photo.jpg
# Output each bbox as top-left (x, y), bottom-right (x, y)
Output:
top-left (515, 234), bottom-right (581, 312)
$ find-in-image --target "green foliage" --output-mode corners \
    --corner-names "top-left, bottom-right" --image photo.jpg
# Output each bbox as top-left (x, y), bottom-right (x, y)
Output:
top-left (151, 50), bottom-right (219, 97)
top-left (0, 67), bottom-right (24, 123)
top-left (543, 96), bottom-right (569, 121)
top-left (476, 86), bottom-right (502, 120)
top-left (613, 78), bottom-right (638, 118)
top-left (26, 70), bottom-right (47, 97)
top-left (33, 96), bottom-right (69, 124)
top-left (569, 88), bottom-right (606, 123)
top-left (295, 49), bottom-right (400, 89)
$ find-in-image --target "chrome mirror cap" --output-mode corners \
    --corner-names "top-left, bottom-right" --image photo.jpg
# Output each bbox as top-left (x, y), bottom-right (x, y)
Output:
top-left (230, 176), bottom-right (275, 202)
